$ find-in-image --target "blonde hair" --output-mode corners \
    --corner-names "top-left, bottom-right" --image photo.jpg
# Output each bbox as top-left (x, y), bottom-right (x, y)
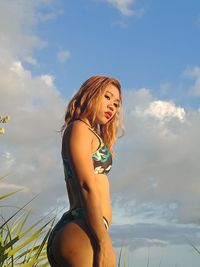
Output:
top-left (61, 75), bottom-right (125, 155)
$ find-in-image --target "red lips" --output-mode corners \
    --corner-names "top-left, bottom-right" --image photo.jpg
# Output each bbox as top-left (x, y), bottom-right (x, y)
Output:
top-left (105, 111), bottom-right (112, 119)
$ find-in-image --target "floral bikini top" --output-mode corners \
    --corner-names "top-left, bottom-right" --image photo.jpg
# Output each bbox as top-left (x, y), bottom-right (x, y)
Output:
top-left (62, 120), bottom-right (113, 180)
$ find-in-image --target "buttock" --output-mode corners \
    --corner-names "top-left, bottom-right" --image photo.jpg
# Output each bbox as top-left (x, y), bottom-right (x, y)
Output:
top-left (47, 208), bottom-right (109, 266)
top-left (47, 208), bottom-right (84, 251)
top-left (47, 208), bottom-right (84, 265)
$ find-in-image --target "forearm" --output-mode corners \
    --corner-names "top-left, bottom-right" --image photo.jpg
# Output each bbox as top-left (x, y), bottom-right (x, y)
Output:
top-left (80, 184), bottom-right (108, 246)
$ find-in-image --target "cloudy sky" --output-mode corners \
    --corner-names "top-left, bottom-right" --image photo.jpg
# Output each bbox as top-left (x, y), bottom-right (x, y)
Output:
top-left (1, 0), bottom-right (200, 266)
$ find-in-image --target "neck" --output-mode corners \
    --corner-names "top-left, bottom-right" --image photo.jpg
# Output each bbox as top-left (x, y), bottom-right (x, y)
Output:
top-left (79, 117), bottom-right (95, 129)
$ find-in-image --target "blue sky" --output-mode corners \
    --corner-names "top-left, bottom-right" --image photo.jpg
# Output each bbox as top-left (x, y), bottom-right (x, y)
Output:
top-left (1, 1), bottom-right (200, 266)
top-left (30, 0), bottom-right (200, 105)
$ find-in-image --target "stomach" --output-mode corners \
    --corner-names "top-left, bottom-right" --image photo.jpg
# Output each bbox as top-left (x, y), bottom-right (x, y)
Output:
top-left (66, 173), bottom-right (112, 225)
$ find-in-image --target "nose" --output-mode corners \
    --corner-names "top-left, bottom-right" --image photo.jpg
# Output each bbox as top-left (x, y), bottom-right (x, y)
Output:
top-left (108, 103), bottom-right (114, 111)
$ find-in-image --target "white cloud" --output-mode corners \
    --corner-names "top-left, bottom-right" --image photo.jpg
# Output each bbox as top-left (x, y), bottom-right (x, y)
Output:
top-left (184, 66), bottom-right (200, 96)
top-left (0, 0), bottom-right (47, 62)
top-left (38, 8), bottom-right (64, 21)
top-left (0, 0), bottom-right (68, 217)
top-left (41, 74), bottom-right (55, 86)
top-left (111, 88), bottom-right (200, 227)
top-left (110, 223), bottom-right (200, 250)
top-left (0, 59), bottom-right (67, 213)
top-left (0, 0), bottom-right (63, 63)
top-left (143, 100), bottom-right (185, 121)
top-left (57, 49), bottom-right (71, 63)
top-left (25, 56), bottom-right (37, 65)
top-left (104, 0), bottom-right (136, 16)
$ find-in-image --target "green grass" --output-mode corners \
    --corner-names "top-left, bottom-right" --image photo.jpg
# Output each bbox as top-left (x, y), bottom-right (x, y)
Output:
top-left (118, 248), bottom-right (127, 267)
top-left (0, 174), bottom-right (55, 267)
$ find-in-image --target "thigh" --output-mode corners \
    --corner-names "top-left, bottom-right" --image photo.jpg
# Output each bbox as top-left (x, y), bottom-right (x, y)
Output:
top-left (51, 218), bottom-right (96, 267)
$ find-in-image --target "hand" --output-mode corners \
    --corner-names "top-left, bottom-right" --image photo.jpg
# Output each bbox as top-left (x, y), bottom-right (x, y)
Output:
top-left (94, 234), bottom-right (116, 267)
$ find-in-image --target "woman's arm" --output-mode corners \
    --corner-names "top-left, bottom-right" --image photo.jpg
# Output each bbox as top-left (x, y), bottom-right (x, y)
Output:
top-left (65, 121), bottom-right (108, 246)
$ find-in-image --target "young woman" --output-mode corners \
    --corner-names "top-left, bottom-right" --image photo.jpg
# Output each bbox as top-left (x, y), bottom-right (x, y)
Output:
top-left (47, 75), bottom-right (124, 267)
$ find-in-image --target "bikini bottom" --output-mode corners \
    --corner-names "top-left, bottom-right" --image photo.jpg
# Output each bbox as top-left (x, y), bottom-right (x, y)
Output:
top-left (47, 207), bottom-right (109, 266)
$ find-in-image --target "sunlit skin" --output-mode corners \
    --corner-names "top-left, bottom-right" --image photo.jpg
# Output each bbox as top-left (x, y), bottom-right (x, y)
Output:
top-left (49, 84), bottom-right (121, 267)
top-left (70, 84), bottom-right (120, 226)
top-left (85, 84), bottom-right (121, 127)
top-left (81, 84), bottom-right (120, 228)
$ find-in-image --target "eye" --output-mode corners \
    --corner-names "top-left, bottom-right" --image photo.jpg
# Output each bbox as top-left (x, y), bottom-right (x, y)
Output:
top-left (114, 102), bottom-right (120, 108)
top-left (105, 95), bottom-right (110, 100)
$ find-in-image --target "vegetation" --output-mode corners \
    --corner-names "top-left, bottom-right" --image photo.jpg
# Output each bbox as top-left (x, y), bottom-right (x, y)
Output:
top-left (0, 174), bottom-right (55, 267)
top-left (118, 248), bottom-right (127, 267)
top-left (0, 115), bottom-right (10, 134)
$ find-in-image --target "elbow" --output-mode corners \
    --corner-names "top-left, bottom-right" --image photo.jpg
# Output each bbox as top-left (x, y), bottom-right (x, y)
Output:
top-left (80, 180), bottom-right (97, 195)
top-left (79, 180), bottom-right (100, 206)
top-left (82, 181), bottom-right (90, 192)
top-left (81, 181), bottom-right (94, 192)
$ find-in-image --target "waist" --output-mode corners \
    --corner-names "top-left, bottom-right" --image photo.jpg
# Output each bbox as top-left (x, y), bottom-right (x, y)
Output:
top-left (63, 207), bottom-right (109, 229)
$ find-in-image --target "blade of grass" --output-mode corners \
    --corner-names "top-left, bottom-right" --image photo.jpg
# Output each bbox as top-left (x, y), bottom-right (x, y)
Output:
top-left (0, 217), bottom-right (15, 266)
top-left (123, 249), bottom-right (126, 267)
top-left (14, 210), bottom-right (32, 237)
top-left (185, 236), bottom-right (200, 255)
top-left (0, 173), bottom-right (11, 181)
top-left (7, 218), bottom-right (54, 258)
top-left (0, 195), bottom-right (39, 229)
top-left (118, 248), bottom-right (122, 267)
top-left (0, 190), bottom-right (22, 201)
top-left (34, 217), bottom-right (56, 261)
top-left (147, 247), bottom-right (150, 267)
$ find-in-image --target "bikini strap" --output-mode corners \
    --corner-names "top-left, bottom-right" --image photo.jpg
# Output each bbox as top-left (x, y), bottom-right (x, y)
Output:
top-left (77, 119), bottom-right (103, 143)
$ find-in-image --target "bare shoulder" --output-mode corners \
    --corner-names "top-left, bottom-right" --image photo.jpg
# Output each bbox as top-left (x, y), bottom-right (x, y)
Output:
top-left (62, 120), bottom-right (92, 148)
top-left (62, 121), bottom-right (95, 183)
top-left (70, 120), bottom-right (92, 137)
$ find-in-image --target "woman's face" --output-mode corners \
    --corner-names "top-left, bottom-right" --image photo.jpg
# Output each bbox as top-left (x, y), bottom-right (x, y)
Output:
top-left (95, 84), bottom-right (121, 125)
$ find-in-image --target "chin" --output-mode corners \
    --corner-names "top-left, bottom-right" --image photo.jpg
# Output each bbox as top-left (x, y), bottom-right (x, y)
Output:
top-left (96, 115), bottom-right (112, 125)
top-left (97, 118), bottom-right (107, 125)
